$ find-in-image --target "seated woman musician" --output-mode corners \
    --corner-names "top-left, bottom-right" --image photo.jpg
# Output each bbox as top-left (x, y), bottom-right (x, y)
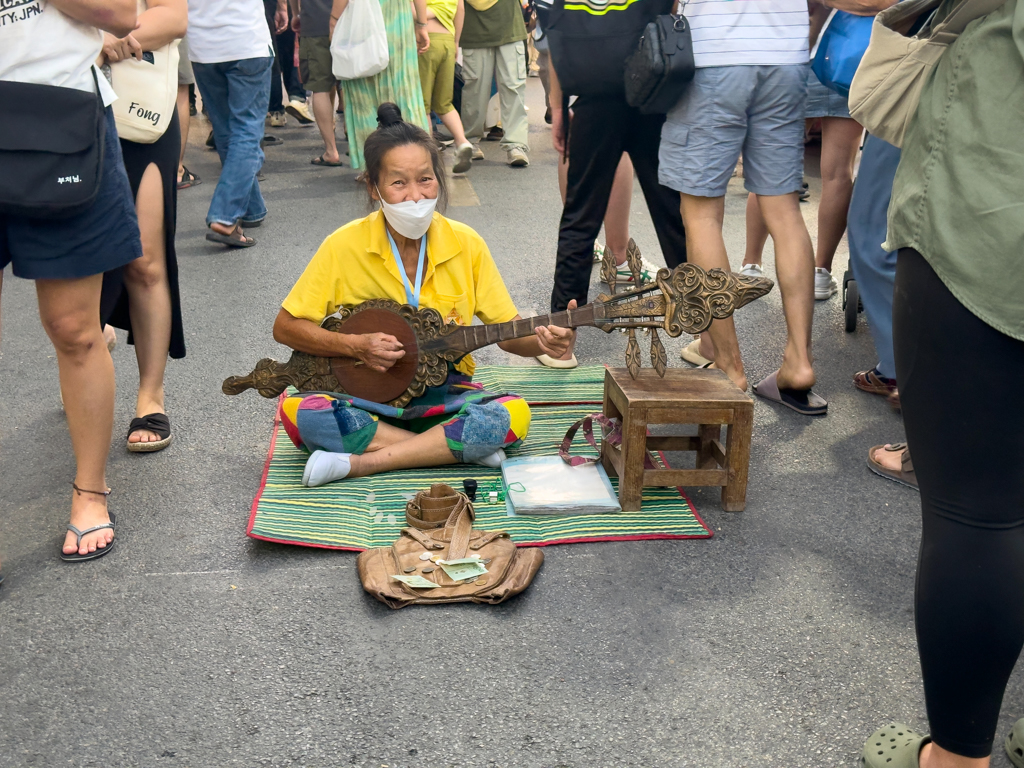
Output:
top-left (272, 103), bottom-right (577, 487)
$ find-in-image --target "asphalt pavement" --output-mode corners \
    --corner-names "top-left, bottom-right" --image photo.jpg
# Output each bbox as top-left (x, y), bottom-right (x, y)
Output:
top-left (2, 79), bottom-right (1020, 768)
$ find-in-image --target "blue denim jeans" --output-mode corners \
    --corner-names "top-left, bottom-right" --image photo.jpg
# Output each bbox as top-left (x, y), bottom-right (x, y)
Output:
top-left (192, 56), bottom-right (273, 227)
top-left (847, 134), bottom-right (902, 381)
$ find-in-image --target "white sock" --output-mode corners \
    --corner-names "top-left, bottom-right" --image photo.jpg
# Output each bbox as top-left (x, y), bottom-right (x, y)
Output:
top-left (302, 450), bottom-right (352, 487)
top-left (472, 448), bottom-right (506, 469)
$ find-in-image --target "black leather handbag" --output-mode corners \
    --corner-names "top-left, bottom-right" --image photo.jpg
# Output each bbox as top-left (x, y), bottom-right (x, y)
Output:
top-left (624, 14), bottom-right (695, 115)
top-left (0, 73), bottom-right (106, 220)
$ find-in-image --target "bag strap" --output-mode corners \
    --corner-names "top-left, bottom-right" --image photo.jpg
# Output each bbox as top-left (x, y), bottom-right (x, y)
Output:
top-left (559, 413), bottom-right (621, 466)
top-left (444, 500), bottom-right (474, 561)
top-left (932, 0), bottom-right (1007, 39)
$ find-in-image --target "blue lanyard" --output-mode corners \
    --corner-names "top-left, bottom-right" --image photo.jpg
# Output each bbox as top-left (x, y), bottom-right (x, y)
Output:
top-left (386, 230), bottom-right (426, 308)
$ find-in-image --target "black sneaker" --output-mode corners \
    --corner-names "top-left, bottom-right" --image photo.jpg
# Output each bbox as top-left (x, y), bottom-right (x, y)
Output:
top-left (544, 107), bottom-right (552, 125)
top-left (485, 125), bottom-right (504, 141)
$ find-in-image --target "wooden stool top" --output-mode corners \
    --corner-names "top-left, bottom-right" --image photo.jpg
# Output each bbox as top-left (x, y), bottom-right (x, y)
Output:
top-left (605, 368), bottom-right (752, 408)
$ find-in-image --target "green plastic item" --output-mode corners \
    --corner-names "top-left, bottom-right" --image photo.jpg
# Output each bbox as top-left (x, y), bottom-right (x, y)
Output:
top-left (860, 723), bottom-right (929, 768)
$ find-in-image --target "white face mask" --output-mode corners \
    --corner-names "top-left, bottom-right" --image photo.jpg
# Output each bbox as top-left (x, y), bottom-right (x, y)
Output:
top-left (376, 187), bottom-right (437, 239)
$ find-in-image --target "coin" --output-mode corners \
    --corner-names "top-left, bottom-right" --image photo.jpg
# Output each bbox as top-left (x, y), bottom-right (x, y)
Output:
top-left (470, 553), bottom-right (481, 559)
top-left (475, 578), bottom-right (488, 586)
top-left (482, 558), bottom-right (492, 565)
top-left (419, 552), bottom-right (432, 561)
top-left (403, 567), bottom-right (416, 574)
top-left (421, 567), bottom-right (435, 574)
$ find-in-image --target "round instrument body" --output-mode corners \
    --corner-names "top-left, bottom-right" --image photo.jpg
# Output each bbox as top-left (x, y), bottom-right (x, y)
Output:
top-left (330, 307), bottom-right (420, 403)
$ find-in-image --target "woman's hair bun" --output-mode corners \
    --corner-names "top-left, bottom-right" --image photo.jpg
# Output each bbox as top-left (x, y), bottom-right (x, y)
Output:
top-left (376, 102), bottom-right (404, 128)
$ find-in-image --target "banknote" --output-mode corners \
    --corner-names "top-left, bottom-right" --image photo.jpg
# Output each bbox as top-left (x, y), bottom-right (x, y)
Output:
top-left (391, 573), bottom-right (440, 588)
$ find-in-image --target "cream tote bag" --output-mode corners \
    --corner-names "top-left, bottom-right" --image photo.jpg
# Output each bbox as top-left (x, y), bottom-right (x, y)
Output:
top-left (110, 1), bottom-right (180, 144)
top-left (849, 0), bottom-right (1006, 148)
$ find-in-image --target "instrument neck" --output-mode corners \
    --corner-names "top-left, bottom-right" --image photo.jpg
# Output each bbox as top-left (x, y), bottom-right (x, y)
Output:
top-left (421, 304), bottom-right (604, 356)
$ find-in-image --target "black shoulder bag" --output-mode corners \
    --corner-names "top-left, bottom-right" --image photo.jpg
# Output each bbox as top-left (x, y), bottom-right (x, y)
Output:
top-left (624, 12), bottom-right (695, 114)
top-left (0, 70), bottom-right (106, 220)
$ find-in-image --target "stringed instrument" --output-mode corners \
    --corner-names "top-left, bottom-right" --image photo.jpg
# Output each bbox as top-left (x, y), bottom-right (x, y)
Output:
top-left (223, 261), bottom-right (773, 407)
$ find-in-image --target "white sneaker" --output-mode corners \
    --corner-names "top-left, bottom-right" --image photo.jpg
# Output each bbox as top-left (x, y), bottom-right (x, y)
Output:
top-left (739, 263), bottom-right (764, 278)
top-left (285, 98), bottom-right (314, 125)
top-left (471, 144), bottom-right (485, 160)
top-left (593, 239), bottom-right (605, 263)
top-left (613, 255), bottom-right (661, 285)
top-left (507, 147), bottom-right (529, 167)
top-left (814, 267), bottom-right (838, 300)
top-left (452, 142), bottom-right (473, 174)
top-left (268, 111), bottom-right (287, 127)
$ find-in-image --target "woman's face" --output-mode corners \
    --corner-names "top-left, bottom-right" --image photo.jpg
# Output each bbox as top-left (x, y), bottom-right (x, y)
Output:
top-left (372, 144), bottom-right (438, 204)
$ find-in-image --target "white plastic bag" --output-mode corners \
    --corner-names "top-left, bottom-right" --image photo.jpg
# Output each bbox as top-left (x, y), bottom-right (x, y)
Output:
top-left (331, 0), bottom-right (390, 80)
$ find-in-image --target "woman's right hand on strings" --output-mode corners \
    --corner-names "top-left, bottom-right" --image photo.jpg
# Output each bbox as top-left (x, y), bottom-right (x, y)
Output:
top-left (356, 333), bottom-right (406, 371)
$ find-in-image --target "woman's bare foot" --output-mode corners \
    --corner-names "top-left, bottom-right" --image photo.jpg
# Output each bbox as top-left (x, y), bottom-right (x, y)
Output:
top-left (871, 444), bottom-right (904, 473)
top-left (63, 486), bottom-right (114, 557)
top-left (128, 393), bottom-right (166, 445)
top-left (777, 361), bottom-right (816, 392)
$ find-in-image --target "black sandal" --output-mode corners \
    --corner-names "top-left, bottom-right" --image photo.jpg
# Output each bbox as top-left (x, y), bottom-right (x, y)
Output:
top-left (127, 412), bottom-right (172, 453)
top-left (61, 483), bottom-right (116, 562)
top-left (177, 166), bottom-right (201, 189)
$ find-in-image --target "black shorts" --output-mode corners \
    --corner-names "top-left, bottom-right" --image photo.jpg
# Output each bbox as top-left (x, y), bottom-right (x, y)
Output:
top-left (0, 106), bottom-right (142, 280)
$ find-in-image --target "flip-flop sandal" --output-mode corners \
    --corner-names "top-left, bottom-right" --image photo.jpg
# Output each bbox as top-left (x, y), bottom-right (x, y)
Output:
top-left (868, 443), bottom-right (919, 490)
top-left (753, 370), bottom-right (828, 416)
top-left (127, 413), bottom-right (172, 453)
top-left (680, 338), bottom-right (713, 367)
top-left (176, 166), bottom-right (201, 189)
top-left (860, 723), bottom-right (929, 768)
top-left (206, 228), bottom-right (256, 248)
top-left (1005, 717), bottom-right (1024, 768)
top-left (311, 154), bottom-right (345, 167)
top-left (60, 484), bottom-right (117, 562)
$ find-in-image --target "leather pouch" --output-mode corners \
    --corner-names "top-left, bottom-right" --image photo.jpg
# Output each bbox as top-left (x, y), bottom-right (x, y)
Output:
top-left (357, 484), bottom-right (544, 609)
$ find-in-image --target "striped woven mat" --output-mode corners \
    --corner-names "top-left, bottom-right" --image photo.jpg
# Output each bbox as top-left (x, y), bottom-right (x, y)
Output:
top-left (247, 366), bottom-right (712, 550)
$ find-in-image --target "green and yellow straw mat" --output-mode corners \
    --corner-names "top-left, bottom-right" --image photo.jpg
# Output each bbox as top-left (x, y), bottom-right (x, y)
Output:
top-left (247, 366), bottom-right (712, 550)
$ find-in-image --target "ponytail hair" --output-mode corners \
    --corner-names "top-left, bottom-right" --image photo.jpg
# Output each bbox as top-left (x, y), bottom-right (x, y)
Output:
top-left (363, 102), bottom-right (448, 211)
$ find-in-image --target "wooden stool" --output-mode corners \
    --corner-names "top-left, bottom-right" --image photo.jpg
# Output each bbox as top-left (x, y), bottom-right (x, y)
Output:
top-left (601, 368), bottom-right (753, 512)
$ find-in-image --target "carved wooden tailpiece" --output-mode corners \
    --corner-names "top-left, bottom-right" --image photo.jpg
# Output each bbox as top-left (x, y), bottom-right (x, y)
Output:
top-left (222, 263), bottom-right (774, 407)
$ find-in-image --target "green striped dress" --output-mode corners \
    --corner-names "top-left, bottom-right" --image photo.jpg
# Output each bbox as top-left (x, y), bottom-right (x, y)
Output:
top-left (341, 0), bottom-right (431, 170)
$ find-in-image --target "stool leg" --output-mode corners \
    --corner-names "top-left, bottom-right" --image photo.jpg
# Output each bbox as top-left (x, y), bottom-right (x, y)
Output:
top-left (721, 407), bottom-right (753, 512)
top-left (618, 411), bottom-right (647, 512)
top-left (697, 424), bottom-right (719, 470)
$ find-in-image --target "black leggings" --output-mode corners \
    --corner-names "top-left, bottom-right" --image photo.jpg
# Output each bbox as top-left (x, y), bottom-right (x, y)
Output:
top-left (894, 248), bottom-right (1024, 758)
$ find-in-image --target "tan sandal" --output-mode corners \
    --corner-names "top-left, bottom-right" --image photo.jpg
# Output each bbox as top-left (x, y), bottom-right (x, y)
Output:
top-left (867, 443), bottom-right (918, 491)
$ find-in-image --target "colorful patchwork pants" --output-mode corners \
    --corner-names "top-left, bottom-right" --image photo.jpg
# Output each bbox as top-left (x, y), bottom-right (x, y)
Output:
top-left (279, 374), bottom-right (531, 463)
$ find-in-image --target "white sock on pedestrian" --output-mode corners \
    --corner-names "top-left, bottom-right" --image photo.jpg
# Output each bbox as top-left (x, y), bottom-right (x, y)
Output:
top-left (302, 450), bottom-right (352, 487)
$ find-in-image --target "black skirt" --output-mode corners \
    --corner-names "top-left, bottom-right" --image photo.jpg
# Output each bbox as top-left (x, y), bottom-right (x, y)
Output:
top-left (101, 110), bottom-right (186, 359)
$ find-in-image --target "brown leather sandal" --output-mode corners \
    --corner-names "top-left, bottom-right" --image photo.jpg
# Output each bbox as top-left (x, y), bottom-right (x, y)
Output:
top-left (867, 443), bottom-right (918, 491)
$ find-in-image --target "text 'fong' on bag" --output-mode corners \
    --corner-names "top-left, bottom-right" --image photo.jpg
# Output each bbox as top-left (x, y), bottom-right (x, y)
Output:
top-left (109, 4), bottom-right (180, 144)
top-left (0, 72), bottom-right (105, 219)
top-left (849, 0), bottom-right (1007, 148)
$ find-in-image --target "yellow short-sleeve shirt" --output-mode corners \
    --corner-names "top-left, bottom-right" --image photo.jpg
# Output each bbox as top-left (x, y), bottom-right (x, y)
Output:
top-left (281, 210), bottom-right (519, 376)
